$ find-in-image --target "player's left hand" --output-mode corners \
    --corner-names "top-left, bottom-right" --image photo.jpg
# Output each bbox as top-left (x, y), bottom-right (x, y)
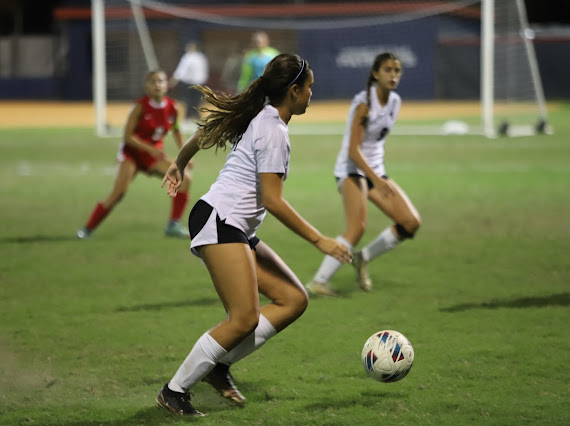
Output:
top-left (315, 236), bottom-right (353, 264)
top-left (161, 162), bottom-right (183, 198)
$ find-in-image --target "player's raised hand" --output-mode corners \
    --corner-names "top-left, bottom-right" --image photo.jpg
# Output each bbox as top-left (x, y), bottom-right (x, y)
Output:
top-left (161, 162), bottom-right (183, 198)
top-left (315, 236), bottom-right (353, 264)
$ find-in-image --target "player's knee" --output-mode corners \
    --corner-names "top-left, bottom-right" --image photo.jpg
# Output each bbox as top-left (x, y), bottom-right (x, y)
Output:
top-left (277, 285), bottom-right (308, 319)
top-left (395, 219), bottom-right (420, 239)
top-left (409, 215), bottom-right (421, 234)
top-left (231, 310), bottom-right (259, 337)
top-left (291, 287), bottom-right (309, 317)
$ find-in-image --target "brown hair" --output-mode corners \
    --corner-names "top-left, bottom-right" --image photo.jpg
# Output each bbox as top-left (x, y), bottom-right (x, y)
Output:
top-left (144, 69), bottom-right (166, 83)
top-left (362, 52), bottom-right (400, 126)
top-left (193, 53), bottom-right (311, 150)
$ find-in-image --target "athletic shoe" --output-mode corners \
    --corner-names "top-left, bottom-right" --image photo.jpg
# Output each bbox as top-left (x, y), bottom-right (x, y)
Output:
top-left (305, 280), bottom-right (339, 297)
top-left (352, 251), bottom-right (372, 291)
top-left (202, 363), bottom-right (246, 406)
top-left (76, 227), bottom-right (91, 239)
top-left (164, 220), bottom-right (189, 238)
top-left (156, 382), bottom-right (204, 416)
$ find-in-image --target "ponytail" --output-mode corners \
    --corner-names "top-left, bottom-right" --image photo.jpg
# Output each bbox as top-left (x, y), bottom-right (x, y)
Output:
top-left (193, 80), bottom-right (266, 150)
top-left (194, 53), bottom-right (311, 151)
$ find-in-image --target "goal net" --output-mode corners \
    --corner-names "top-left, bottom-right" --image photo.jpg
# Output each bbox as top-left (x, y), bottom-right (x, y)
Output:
top-left (92, 0), bottom-right (550, 137)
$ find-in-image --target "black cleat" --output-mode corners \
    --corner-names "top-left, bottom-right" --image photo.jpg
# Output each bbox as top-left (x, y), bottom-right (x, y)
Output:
top-left (203, 363), bottom-right (246, 406)
top-left (156, 382), bottom-right (204, 416)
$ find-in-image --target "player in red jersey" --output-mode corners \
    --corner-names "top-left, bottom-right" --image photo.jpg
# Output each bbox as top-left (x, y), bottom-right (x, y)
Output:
top-left (77, 70), bottom-right (192, 239)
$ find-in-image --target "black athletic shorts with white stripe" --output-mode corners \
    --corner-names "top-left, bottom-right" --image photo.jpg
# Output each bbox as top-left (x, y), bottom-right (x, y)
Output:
top-left (188, 199), bottom-right (260, 257)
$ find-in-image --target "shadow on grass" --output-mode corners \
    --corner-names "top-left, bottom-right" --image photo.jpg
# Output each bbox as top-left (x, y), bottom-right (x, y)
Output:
top-left (38, 386), bottom-right (246, 426)
top-left (303, 389), bottom-right (401, 412)
top-left (42, 407), bottom-right (200, 425)
top-left (440, 292), bottom-right (570, 312)
top-left (115, 297), bottom-right (219, 312)
top-left (0, 235), bottom-right (78, 243)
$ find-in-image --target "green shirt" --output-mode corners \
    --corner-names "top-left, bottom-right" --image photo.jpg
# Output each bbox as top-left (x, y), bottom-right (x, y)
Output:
top-left (237, 46), bottom-right (280, 92)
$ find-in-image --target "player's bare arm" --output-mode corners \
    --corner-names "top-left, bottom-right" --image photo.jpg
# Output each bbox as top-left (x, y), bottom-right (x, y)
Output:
top-left (259, 172), bottom-right (352, 264)
top-left (175, 130), bottom-right (202, 170)
top-left (123, 103), bottom-right (166, 159)
top-left (162, 130), bottom-right (202, 197)
top-left (171, 125), bottom-right (195, 169)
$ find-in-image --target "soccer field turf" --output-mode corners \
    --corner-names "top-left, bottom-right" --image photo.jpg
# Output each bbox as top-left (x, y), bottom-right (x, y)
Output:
top-left (1, 107), bottom-right (569, 424)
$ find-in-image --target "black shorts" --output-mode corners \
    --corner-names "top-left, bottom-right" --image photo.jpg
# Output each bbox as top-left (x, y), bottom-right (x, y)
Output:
top-left (335, 173), bottom-right (389, 190)
top-left (188, 199), bottom-right (260, 255)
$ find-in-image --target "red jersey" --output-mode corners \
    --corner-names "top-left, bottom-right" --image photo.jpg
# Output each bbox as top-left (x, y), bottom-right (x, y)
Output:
top-left (133, 95), bottom-right (178, 149)
top-left (118, 96), bottom-right (179, 172)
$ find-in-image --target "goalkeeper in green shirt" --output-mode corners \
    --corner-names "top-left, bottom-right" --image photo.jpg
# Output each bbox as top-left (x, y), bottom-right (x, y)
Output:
top-left (237, 31), bottom-right (279, 93)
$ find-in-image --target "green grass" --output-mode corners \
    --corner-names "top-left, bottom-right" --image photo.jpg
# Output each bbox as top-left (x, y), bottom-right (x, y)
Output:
top-left (1, 108), bottom-right (569, 425)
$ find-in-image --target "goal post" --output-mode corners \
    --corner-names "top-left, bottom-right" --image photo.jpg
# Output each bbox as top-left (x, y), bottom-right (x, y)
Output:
top-left (92, 0), bottom-right (551, 138)
top-left (130, 0), bottom-right (159, 70)
top-left (483, 0), bottom-right (551, 137)
top-left (515, 0), bottom-right (549, 128)
top-left (91, 0), bottom-right (106, 137)
top-left (481, 0), bottom-right (494, 138)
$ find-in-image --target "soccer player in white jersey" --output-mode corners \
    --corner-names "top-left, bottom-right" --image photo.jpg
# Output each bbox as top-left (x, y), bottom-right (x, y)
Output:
top-left (306, 52), bottom-right (421, 297)
top-left (156, 53), bottom-right (353, 416)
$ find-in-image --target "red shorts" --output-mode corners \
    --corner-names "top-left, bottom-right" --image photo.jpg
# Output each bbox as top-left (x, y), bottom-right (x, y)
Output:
top-left (117, 143), bottom-right (162, 172)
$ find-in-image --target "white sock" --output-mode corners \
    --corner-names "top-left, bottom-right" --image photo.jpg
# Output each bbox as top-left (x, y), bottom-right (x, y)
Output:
top-left (361, 226), bottom-right (400, 262)
top-left (313, 236), bottom-right (353, 284)
top-left (168, 332), bottom-right (227, 393)
top-left (219, 314), bottom-right (277, 365)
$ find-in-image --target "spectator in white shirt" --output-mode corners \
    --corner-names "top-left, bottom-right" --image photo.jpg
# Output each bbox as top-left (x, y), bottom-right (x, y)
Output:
top-left (169, 42), bottom-right (209, 123)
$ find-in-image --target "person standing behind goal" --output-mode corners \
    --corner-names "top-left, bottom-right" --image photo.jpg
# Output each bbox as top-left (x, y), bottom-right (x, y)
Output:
top-left (157, 53), bottom-right (352, 416)
top-left (236, 31), bottom-right (279, 93)
top-left (77, 70), bottom-right (192, 239)
top-left (169, 41), bottom-right (209, 125)
top-left (306, 52), bottom-right (421, 297)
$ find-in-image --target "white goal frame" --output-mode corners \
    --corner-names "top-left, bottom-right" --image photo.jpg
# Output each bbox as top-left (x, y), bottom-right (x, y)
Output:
top-left (481, 0), bottom-right (549, 137)
top-left (92, 0), bottom-right (551, 138)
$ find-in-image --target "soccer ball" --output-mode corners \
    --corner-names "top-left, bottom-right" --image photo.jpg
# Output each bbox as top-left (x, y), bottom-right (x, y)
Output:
top-left (361, 330), bottom-right (414, 383)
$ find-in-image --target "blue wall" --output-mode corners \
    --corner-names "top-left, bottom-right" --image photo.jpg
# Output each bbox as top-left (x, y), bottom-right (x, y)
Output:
top-left (1, 16), bottom-right (570, 100)
top-left (296, 18), bottom-right (439, 100)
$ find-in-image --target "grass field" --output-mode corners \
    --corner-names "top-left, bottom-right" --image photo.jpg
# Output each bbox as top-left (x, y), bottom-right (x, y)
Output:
top-left (1, 105), bottom-right (569, 425)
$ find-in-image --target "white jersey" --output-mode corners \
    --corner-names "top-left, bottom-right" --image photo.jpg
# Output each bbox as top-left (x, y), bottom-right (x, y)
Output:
top-left (333, 87), bottom-right (401, 179)
top-left (201, 104), bottom-right (290, 238)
